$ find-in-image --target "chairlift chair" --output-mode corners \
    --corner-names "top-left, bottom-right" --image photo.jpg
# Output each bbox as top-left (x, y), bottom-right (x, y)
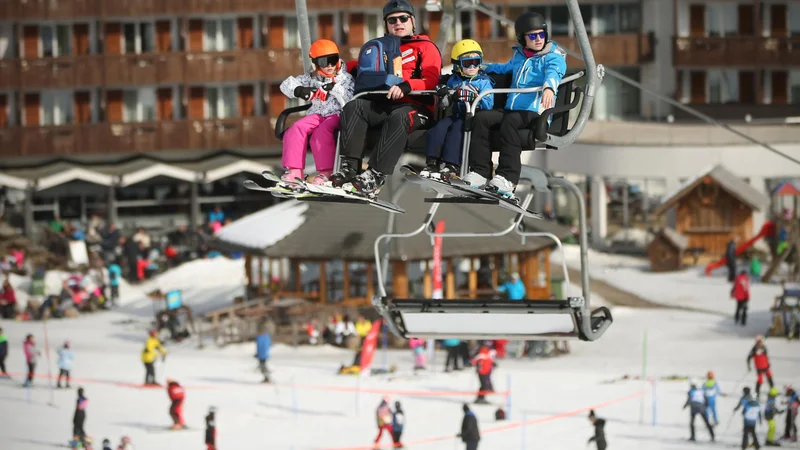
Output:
top-left (370, 0), bottom-right (612, 341)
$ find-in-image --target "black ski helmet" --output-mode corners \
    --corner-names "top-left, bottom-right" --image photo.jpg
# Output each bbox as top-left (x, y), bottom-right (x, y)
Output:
top-left (383, 0), bottom-right (415, 19)
top-left (514, 11), bottom-right (548, 45)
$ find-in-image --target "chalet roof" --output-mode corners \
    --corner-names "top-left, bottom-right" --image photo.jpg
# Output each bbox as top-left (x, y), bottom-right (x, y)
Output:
top-left (653, 164), bottom-right (770, 215)
top-left (659, 227), bottom-right (689, 251)
top-left (211, 183), bottom-right (575, 261)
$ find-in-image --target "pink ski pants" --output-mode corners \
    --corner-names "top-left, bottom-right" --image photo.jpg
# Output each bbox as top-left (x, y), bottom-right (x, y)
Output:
top-left (281, 113), bottom-right (339, 172)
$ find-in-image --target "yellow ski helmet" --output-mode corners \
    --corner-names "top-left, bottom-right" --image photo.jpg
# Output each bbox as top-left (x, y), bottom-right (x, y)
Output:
top-left (769, 386), bottom-right (780, 397)
top-left (450, 39), bottom-right (483, 63)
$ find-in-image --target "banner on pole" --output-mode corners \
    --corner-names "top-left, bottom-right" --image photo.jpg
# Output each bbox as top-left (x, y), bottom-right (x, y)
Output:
top-left (359, 320), bottom-right (382, 372)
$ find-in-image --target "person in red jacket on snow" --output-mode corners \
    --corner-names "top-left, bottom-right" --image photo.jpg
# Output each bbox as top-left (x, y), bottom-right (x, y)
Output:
top-left (747, 336), bottom-right (774, 399)
top-left (330, 0), bottom-right (442, 197)
top-left (472, 343), bottom-right (496, 404)
top-left (731, 270), bottom-right (750, 326)
top-left (166, 378), bottom-right (186, 430)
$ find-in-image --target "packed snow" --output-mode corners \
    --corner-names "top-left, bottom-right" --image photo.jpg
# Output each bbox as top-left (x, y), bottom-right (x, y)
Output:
top-left (1, 253), bottom-right (798, 450)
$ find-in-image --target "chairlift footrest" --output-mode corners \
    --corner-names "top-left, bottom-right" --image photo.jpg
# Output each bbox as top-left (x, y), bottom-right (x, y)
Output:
top-left (423, 196), bottom-right (498, 205)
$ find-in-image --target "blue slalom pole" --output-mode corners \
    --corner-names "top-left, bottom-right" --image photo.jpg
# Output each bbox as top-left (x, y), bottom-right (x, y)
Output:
top-left (652, 378), bottom-right (657, 426)
top-left (506, 374), bottom-right (512, 420)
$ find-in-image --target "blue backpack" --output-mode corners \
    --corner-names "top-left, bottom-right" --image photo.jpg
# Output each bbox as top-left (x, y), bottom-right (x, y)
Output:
top-left (354, 35), bottom-right (405, 94)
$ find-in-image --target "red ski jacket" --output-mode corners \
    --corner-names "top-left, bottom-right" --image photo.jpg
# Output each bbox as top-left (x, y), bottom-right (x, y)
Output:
top-left (396, 35), bottom-right (442, 114)
top-left (168, 382), bottom-right (185, 401)
top-left (472, 347), bottom-right (494, 376)
top-left (748, 345), bottom-right (770, 370)
top-left (732, 273), bottom-right (750, 301)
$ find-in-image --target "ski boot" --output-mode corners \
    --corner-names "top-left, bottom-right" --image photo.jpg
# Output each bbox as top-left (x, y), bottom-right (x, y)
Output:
top-left (329, 157), bottom-right (359, 188)
top-left (463, 171), bottom-right (487, 188)
top-left (309, 170), bottom-right (332, 186)
top-left (484, 174), bottom-right (520, 205)
top-left (438, 164), bottom-right (460, 183)
top-left (279, 168), bottom-right (306, 190)
top-left (346, 168), bottom-right (386, 199)
top-left (419, 157), bottom-right (441, 179)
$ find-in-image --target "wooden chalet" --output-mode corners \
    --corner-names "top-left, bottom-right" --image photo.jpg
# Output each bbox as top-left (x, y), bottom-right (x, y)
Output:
top-left (647, 227), bottom-right (689, 272)
top-left (213, 186), bottom-right (575, 305)
top-left (653, 165), bottom-right (769, 256)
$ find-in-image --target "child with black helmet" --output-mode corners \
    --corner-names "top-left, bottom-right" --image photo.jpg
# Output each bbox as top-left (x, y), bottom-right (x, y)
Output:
top-left (420, 39), bottom-right (494, 182)
top-left (464, 11), bottom-right (567, 202)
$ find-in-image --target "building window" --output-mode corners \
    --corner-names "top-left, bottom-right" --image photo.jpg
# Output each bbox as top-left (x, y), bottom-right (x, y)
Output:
top-left (708, 70), bottom-right (738, 103)
top-left (204, 18), bottom-right (237, 51)
top-left (41, 90), bottom-right (73, 125)
top-left (594, 4), bottom-right (617, 35)
top-left (123, 21), bottom-right (155, 54)
top-left (40, 24), bottom-right (72, 57)
top-left (706, 3), bottom-right (738, 37)
top-left (123, 87), bottom-right (156, 123)
top-left (550, 6), bottom-right (571, 36)
top-left (791, 71), bottom-right (800, 104)
top-left (618, 4), bottom-right (640, 33)
top-left (206, 85), bottom-right (238, 119)
top-left (366, 14), bottom-right (382, 41)
top-left (459, 11), bottom-right (473, 39)
top-left (285, 16), bottom-right (318, 50)
top-left (591, 67), bottom-right (641, 120)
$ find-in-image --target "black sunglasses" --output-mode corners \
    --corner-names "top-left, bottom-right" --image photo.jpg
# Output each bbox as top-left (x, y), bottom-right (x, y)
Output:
top-left (314, 54), bottom-right (339, 67)
top-left (386, 15), bottom-right (411, 25)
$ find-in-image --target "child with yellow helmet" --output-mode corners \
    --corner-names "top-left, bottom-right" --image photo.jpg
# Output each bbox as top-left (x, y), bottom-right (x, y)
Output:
top-left (419, 39), bottom-right (494, 182)
top-left (279, 39), bottom-right (355, 186)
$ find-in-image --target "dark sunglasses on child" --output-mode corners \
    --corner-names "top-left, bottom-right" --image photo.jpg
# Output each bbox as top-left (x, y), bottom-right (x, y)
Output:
top-left (314, 54), bottom-right (339, 68)
top-left (386, 15), bottom-right (411, 25)
top-left (458, 56), bottom-right (482, 69)
top-left (527, 31), bottom-right (547, 40)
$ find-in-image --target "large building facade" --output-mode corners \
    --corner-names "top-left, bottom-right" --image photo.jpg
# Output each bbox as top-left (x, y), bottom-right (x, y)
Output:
top-left (0, 0), bottom-right (798, 236)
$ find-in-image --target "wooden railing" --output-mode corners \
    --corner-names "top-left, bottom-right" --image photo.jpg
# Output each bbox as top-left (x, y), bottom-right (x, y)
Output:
top-left (674, 36), bottom-right (800, 67)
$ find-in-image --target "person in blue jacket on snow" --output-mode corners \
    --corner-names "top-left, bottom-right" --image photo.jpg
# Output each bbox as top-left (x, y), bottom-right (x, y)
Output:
top-left (497, 272), bottom-right (526, 300)
top-left (464, 11), bottom-right (567, 202)
top-left (703, 370), bottom-right (722, 426)
top-left (741, 395), bottom-right (763, 449)
top-left (419, 38), bottom-right (494, 183)
top-left (255, 327), bottom-right (272, 383)
top-left (57, 340), bottom-right (74, 389)
top-left (684, 379), bottom-right (715, 443)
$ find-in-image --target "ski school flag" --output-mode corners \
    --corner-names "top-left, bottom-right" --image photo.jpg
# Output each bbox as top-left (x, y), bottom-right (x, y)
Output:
top-left (359, 319), bottom-right (382, 372)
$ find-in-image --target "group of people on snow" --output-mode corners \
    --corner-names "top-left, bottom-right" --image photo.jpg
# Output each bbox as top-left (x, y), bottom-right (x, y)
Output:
top-left (276, 0), bottom-right (565, 205)
top-left (683, 336), bottom-right (798, 448)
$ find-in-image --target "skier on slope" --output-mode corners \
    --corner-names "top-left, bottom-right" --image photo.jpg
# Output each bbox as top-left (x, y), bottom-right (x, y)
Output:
top-left (703, 370), bottom-right (723, 426)
top-left (255, 326), bottom-right (272, 383)
top-left (684, 379), bottom-right (715, 442)
top-left (471, 343), bottom-right (495, 404)
top-left (458, 403), bottom-right (481, 450)
top-left (166, 378), bottom-right (186, 430)
top-left (374, 396), bottom-right (394, 448)
top-left (141, 330), bottom-right (167, 386)
top-left (57, 340), bottom-right (75, 389)
top-left (747, 335), bottom-right (774, 398)
top-left (734, 386), bottom-right (754, 414)
top-left (72, 387), bottom-right (89, 449)
top-left (765, 386), bottom-right (784, 446)
top-left (587, 409), bottom-right (607, 450)
top-left (23, 334), bottom-right (40, 387)
top-left (392, 401), bottom-right (405, 449)
top-left (784, 385), bottom-right (799, 442)
top-left (741, 394), bottom-right (763, 450)
top-left (205, 406), bottom-right (217, 450)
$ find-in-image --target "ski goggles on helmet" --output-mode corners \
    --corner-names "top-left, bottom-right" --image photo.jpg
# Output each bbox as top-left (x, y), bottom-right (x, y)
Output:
top-left (458, 55), bottom-right (482, 69)
top-left (527, 31), bottom-right (547, 40)
top-left (313, 54), bottom-right (339, 68)
top-left (386, 15), bottom-right (411, 25)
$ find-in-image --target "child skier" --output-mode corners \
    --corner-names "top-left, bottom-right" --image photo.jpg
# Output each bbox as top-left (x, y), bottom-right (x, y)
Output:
top-left (419, 39), bottom-right (494, 182)
top-left (409, 337), bottom-right (426, 370)
top-left (765, 387), bottom-right (784, 446)
top-left (279, 39), bottom-right (355, 185)
top-left (587, 409), bottom-right (607, 450)
top-left (747, 335), bottom-right (774, 398)
top-left (374, 396), bottom-right (394, 447)
top-left (57, 341), bottom-right (74, 388)
top-left (205, 406), bottom-right (217, 450)
top-left (472, 343), bottom-right (495, 404)
top-left (784, 385), bottom-right (799, 441)
top-left (23, 334), bottom-right (40, 387)
top-left (703, 370), bottom-right (722, 426)
top-left (741, 395), bottom-right (763, 450)
top-left (392, 401), bottom-right (405, 448)
top-left (141, 329), bottom-right (166, 386)
top-left (166, 378), bottom-right (186, 430)
top-left (684, 380), bottom-right (715, 442)
top-left (72, 387), bottom-right (89, 449)
top-left (255, 327), bottom-right (272, 383)
top-left (464, 11), bottom-right (566, 202)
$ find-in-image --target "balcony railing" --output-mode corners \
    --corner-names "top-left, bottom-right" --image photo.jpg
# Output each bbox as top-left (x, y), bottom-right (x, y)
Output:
top-left (4, 0), bottom-right (389, 20)
top-left (0, 116), bottom-right (278, 159)
top-left (674, 36), bottom-right (800, 66)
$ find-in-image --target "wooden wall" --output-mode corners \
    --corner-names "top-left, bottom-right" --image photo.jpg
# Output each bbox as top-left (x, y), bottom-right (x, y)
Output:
top-left (647, 235), bottom-right (683, 272)
top-left (675, 182), bottom-right (753, 256)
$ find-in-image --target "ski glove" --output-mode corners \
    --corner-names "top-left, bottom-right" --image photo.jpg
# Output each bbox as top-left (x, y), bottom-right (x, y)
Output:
top-left (396, 81), bottom-right (412, 96)
top-left (436, 85), bottom-right (453, 109)
top-left (455, 87), bottom-right (478, 105)
top-left (293, 86), bottom-right (316, 101)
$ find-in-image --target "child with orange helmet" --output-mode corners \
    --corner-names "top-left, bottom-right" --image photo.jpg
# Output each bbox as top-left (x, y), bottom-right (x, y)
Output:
top-left (279, 39), bottom-right (354, 185)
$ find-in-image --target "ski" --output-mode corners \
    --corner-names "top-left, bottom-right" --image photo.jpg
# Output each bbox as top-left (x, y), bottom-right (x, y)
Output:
top-left (447, 179), bottom-right (542, 219)
top-left (146, 426), bottom-right (195, 433)
top-left (242, 180), bottom-right (316, 199)
top-left (400, 165), bottom-right (471, 197)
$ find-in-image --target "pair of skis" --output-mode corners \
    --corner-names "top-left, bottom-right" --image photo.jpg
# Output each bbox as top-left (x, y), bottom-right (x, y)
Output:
top-left (400, 165), bottom-right (542, 219)
top-left (243, 171), bottom-right (405, 214)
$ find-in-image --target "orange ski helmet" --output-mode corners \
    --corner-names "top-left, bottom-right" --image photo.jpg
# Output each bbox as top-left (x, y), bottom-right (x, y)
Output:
top-left (309, 39), bottom-right (341, 77)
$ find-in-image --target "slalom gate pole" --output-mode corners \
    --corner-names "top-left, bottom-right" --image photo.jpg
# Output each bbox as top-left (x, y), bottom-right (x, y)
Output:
top-left (42, 316), bottom-right (55, 407)
top-left (355, 374), bottom-right (361, 417)
top-left (521, 412), bottom-right (527, 450)
top-left (651, 378), bottom-right (657, 426)
top-left (506, 374), bottom-right (512, 420)
top-left (639, 329), bottom-right (648, 424)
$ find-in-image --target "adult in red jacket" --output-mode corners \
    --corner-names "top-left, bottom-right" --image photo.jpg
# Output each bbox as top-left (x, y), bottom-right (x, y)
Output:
top-left (471, 344), bottom-right (495, 404)
top-left (330, 0), bottom-right (442, 197)
top-left (747, 336), bottom-right (774, 398)
top-left (166, 378), bottom-right (186, 430)
top-left (731, 270), bottom-right (750, 326)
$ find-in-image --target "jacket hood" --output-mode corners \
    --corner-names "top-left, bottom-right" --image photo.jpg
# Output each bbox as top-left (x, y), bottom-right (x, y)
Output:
top-left (512, 40), bottom-right (559, 57)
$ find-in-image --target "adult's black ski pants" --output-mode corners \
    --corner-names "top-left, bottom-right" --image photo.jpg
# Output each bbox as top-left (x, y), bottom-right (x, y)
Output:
top-left (445, 346), bottom-right (461, 371)
top-left (144, 362), bottom-right (155, 385)
top-left (464, 441), bottom-right (479, 450)
top-left (468, 110), bottom-right (540, 184)
top-left (735, 300), bottom-right (749, 325)
top-left (339, 99), bottom-right (428, 175)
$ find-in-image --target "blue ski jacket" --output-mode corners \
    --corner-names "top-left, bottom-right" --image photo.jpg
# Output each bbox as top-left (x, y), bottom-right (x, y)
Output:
top-left (498, 279), bottom-right (526, 300)
top-left (703, 379), bottom-right (721, 400)
top-left (255, 332), bottom-right (271, 361)
top-left (484, 42), bottom-right (567, 114)
top-left (445, 71), bottom-right (495, 115)
top-left (742, 400), bottom-right (762, 425)
top-left (58, 348), bottom-right (74, 371)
